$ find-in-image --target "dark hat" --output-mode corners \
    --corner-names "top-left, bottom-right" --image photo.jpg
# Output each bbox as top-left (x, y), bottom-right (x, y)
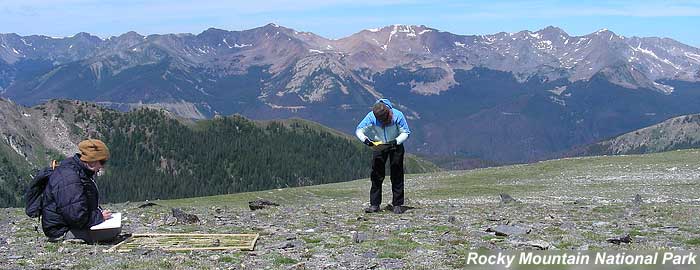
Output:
top-left (78, 139), bottom-right (110, 162)
top-left (373, 102), bottom-right (392, 126)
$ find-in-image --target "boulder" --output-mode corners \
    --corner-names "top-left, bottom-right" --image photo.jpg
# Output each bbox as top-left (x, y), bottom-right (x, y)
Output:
top-left (487, 225), bottom-right (531, 236)
top-left (171, 208), bottom-right (200, 224)
top-left (248, 199), bottom-right (279, 211)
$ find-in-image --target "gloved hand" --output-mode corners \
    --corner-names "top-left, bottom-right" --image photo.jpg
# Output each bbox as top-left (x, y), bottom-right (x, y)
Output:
top-left (363, 138), bottom-right (375, 147)
top-left (386, 139), bottom-right (397, 145)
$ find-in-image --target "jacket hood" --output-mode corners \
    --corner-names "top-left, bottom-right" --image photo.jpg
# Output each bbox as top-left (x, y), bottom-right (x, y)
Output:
top-left (376, 98), bottom-right (393, 109)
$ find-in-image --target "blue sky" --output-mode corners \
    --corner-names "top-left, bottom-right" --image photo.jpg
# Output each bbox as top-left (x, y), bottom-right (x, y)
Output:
top-left (1, 0), bottom-right (699, 47)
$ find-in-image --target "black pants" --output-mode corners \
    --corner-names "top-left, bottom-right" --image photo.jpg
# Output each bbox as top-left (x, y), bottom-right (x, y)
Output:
top-left (370, 144), bottom-right (405, 207)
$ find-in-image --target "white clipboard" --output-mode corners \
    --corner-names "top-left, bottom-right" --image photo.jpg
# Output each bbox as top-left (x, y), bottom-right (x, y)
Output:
top-left (90, 212), bottom-right (122, 230)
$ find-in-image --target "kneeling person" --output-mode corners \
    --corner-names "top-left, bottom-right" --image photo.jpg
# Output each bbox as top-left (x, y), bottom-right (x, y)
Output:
top-left (41, 139), bottom-right (120, 243)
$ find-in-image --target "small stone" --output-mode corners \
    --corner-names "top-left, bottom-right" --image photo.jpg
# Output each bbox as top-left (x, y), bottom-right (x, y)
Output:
top-left (499, 193), bottom-right (518, 204)
top-left (592, 221), bottom-right (610, 227)
top-left (560, 222), bottom-right (576, 230)
top-left (487, 225), bottom-right (531, 237)
top-left (633, 194), bottom-right (643, 204)
top-left (134, 248), bottom-right (151, 256)
top-left (659, 226), bottom-right (679, 232)
top-left (8, 255), bottom-right (23, 259)
top-left (209, 255), bottom-right (220, 261)
top-left (352, 231), bottom-right (367, 243)
top-left (447, 216), bottom-right (456, 223)
top-left (525, 240), bottom-right (551, 250)
top-left (287, 262), bottom-right (305, 270)
top-left (278, 242), bottom-right (295, 249)
top-left (362, 251), bottom-right (378, 258)
top-left (304, 229), bottom-right (315, 233)
top-left (486, 216), bottom-right (503, 222)
top-left (606, 234), bottom-right (632, 245)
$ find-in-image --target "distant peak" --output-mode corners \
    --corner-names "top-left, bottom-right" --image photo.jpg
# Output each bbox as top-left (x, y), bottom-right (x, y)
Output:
top-left (204, 27), bottom-right (226, 32)
top-left (592, 28), bottom-right (618, 36)
top-left (360, 24), bottom-right (434, 36)
top-left (198, 27), bottom-right (229, 37)
top-left (587, 28), bottom-right (623, 40)
top-left (257, 23), bottom-right (296, 33)
top-left (71, 32), bottom-right (103, 41)
top-left (538, 26), bottom-right (566, 34)
top-left (73, 32), bottom-right (92, 38)
top-left (120, 31), bottom-right (143, 38)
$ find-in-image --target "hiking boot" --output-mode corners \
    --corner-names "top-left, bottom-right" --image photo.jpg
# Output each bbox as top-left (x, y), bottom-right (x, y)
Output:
top-left (364, 205), bottom-right (380, 213)
top-left (392, 205), bottom-right (406, 214)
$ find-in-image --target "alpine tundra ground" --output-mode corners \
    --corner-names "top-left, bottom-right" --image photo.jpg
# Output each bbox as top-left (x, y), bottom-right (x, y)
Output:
top-left (2, 150), bottom-right (700, 269)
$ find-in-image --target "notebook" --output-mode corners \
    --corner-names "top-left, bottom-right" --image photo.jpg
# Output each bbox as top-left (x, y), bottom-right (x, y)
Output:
top-left (90, 212), bottom-right (122, 230)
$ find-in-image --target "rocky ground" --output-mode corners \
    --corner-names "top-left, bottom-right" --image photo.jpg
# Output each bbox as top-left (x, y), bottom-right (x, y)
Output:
top-left (2, 150), bottom-right (700, 269)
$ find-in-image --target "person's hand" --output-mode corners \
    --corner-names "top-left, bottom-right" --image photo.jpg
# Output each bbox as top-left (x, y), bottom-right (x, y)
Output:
top-left (102, 209), bottom-right (112, 220)
top-left (363, 138), bottom-right (375, 147)
top-left (386, 139), bottom-right (397, 145)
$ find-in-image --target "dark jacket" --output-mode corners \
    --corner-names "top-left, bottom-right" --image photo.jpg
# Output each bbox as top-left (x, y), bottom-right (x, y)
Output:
top-left (41, 154), bottom-right (104, 238)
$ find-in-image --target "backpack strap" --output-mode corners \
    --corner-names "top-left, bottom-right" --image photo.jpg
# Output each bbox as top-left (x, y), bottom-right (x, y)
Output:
top-left (35, 160), bottom-right (58, 233)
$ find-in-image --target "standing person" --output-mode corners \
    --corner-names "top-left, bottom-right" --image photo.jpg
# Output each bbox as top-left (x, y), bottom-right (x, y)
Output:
top-left (356, 98), bottom-right (411, 214)
top-left (41, 139), bottom-right (117, 243)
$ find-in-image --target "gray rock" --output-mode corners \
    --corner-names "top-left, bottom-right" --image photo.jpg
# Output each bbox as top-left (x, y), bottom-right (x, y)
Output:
top-left (499, 193), bottom-right (519, 204)
top-left (633, 194), bottom-right (643, 204)
top-left (352, 231), bottom-right (367, 243)
top-left (606, 234), bottom-right (632, 244)
top-left (137, 202), bottom-right (159, 208)
top-left (659, 226), bottom-right (679, 232)
top-left (381, 258), bottom-right (405, 269)
top-left (278, 242), bottom-right (295, 249)
top-left (171, 208), bottom-right (199, 224)
top-left (362, 251), bottom-right (378, 258)
top-left (592, 221), bottom-right (610, 227)
top-left (248, 199), bottom-right (279, 211)
top-left (287, 262), bottom-right (306, 270)
top-left (487, 225), bottom-right (531, 237)
top-left (524, 240), bottom-right (551, 250)
top-left (560, 222), bottom-right (576, 230)
top-left (8, 255), bottom-right (24, 259)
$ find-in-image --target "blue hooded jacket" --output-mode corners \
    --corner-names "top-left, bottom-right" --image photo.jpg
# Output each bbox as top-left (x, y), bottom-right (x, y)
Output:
top-left (356, 99), bottom-right (411, 144)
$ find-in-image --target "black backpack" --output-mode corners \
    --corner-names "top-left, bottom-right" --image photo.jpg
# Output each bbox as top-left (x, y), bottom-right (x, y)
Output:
top-left (24, 160), bottom-right (58, 218)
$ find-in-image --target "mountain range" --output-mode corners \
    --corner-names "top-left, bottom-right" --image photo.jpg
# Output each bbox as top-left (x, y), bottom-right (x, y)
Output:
top-left (576, 113), bottom-right (700, 156)
top-left (2, 24), bottom-right (700, 165)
